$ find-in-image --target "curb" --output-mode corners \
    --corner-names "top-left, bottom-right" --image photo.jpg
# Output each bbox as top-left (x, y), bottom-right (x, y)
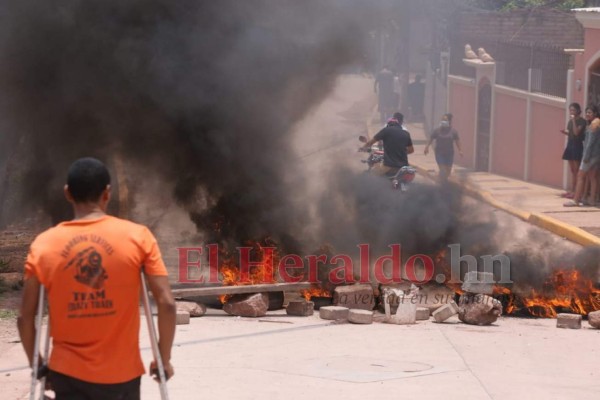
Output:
top-left (412, 162), bottom-right (600, 247)
top-left (528, 213), bottom-right (600, 247)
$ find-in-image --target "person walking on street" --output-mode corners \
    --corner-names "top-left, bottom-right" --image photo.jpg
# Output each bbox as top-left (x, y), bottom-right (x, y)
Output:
top-left (560, 102), bottom-right (587, 198)
top-left (408, 74), bottom-right (425, 120)
top-left (18, 157), bottom-right (176, 399)
top-left (375, 65), bottom-right (396, 123)
top-left (424, 113), bottom-right (463, 181)
top-left (565, 106), bottom-right (600, 207)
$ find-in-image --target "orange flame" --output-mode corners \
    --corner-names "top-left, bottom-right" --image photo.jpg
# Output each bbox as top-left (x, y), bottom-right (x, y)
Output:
top-left (300, 287), bottom-right (332, 300)
top-left (218, 241), bottom-right (278, 303)
top-left (432, 245), bottom-right (599, 318)
top-left (495, 269), bottom-right (600, 318)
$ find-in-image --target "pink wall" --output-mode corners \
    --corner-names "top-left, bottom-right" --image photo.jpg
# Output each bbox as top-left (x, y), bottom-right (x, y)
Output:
top-left (448, 81), bottom-right (476, 168)
top-left (583, 28), bottom-right (600, 74)
top-left (529, 101), bottom-right (568, 187)
top-left (572, 28), bottom-right (600, 106)
top-left (491, 92), bottom-right (527, 179)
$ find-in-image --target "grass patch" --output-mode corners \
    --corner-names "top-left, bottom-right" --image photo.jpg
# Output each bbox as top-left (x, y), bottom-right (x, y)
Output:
top-left (0, 309), bottom-right (17, 319)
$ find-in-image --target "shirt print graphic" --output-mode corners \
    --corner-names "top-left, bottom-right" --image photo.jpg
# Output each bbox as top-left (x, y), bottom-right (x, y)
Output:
top-left (62, 235), bottom-right (117, 318)
top-left (65, 246), bottom-right (108, 290)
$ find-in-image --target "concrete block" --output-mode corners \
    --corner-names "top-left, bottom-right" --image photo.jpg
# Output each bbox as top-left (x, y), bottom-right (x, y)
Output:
top-left (462, 271), bottom-right (495, 295)
top-left (319, 306), bottom-right (349, 321)
top-left (176, 311), bottom-right (190, 325)
top-left (384, 292), bottom-right (417, 325)
top-left (432, 301), bottom-right (458, 323)
top-left (286, 300), bottom-right (314, 316)
top-left (348, 309), bottom-right (373, 325)
top-left (556, 313), bottom-right (582, 329)
top-left (458, 294), bottom-right (502, 326)
top-left (333, 284), bottom-right (375, 311)
top-left (392, 300), bottom-right (417, 324)
top-left (176, 301), bottom-right (206, 317)
top-left (588, 310), bottom-right (600, 329)
top-left (416, 307), bottom-right (430, 321)
top-left (223, 293), bottom-right (269, 317)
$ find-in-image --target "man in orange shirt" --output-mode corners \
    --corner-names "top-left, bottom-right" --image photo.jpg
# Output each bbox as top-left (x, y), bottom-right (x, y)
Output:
top-left (18, 157), bottom-right (176, 399)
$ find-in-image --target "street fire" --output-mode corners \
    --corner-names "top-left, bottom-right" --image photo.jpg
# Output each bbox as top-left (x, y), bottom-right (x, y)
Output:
top-left (219, 242), bottom-right (278, 303)
top-left (432, 247), bottom-right (600, 318)
top-left (495, 269), bottom-right (600, 318)
top-left (300, 287), bottom-right (332, 301)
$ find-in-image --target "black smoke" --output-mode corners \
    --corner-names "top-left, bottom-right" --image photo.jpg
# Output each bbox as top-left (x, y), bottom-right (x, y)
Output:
top-left (0, 0), bottom-right (373, 248)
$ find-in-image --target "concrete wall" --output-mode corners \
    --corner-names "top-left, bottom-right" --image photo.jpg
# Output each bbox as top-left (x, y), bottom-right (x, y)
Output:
top-left (447, 76), bottom-right (476, 169)
top-left (529, 99), bottom-right (566, 187)
top-left (492, 89), bottom-right (527, 179)
top-left (448, 74), bottom-right (566, 188)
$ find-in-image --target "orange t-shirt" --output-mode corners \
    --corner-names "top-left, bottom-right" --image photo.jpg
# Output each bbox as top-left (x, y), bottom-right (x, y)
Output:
top-left (24, 215), bottom-right (168, 384)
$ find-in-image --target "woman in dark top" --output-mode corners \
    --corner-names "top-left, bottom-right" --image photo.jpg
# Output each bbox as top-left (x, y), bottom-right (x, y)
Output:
top-left (424, 113), bottom-right (463, 181)
top-left (564, 105), bottom-right (600, 207)
top-left (560, 102), bottom-right (587, 198)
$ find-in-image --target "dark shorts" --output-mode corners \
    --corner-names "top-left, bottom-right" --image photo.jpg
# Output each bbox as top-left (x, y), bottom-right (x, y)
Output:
top-left (49, 370), bottom-right (141, 400)
top-left (435, 152), bottom-right (454, 167)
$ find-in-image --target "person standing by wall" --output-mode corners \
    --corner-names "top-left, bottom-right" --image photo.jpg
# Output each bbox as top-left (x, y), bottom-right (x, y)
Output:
top-left (559, 102), bottom-right (587, 198)
top-left (18, 157), bottom-right (176, 399)
top-left (424, 113), bottom-right (463, 181)
top-left (564, 106), bottom-right (600, 207)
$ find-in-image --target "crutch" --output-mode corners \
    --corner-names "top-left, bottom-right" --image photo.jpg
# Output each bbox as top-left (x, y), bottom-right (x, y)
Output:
top-left (30, 285), bottom-right (50, 400)
top-left (140, 270), bottom-right (169, 400)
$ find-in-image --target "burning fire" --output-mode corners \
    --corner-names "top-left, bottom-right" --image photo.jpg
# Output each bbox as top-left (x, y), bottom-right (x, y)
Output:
top-left (495, 269), bottom-right (600, 318)
top-left (300, 287), bottom-right (332, 301)
top-left (218, 241), bottom-right (278, 303)
top-left (433, 248), bottom-right (600, 318)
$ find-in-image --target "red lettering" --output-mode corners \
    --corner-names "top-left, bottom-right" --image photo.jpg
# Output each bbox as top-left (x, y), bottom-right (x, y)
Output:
top-left (374, 244), bottom-right (402, 284)
top-left (177, 247), bottom-right (204, 283)
top-left (328, 255), bottom-right (355, 285)
top-left (278, 254), bottom-right (304, 283)
top-left (405, 254), bottom-right (434, 284)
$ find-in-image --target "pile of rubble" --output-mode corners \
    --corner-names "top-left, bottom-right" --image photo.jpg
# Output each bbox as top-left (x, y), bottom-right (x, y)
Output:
top-left (306, 272), bottom-right (503, 326)
top-left (172, 273), bottom-right (600, 329)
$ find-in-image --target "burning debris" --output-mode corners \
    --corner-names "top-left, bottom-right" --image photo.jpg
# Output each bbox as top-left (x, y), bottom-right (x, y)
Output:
top-left (495, 268), bottom-right (600, 318)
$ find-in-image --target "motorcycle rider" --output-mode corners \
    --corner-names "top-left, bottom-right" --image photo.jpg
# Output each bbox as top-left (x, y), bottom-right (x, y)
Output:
top-left (360, 112), bottom-right (414, 177)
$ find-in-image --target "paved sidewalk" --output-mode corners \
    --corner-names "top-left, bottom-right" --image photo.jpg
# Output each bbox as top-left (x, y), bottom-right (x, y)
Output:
top-left (399, 121), bottom-right (600, 247)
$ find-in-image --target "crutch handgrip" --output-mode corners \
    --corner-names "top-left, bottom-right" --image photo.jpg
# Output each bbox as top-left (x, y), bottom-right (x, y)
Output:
top-left (36, 364), bottom-right (49, 380)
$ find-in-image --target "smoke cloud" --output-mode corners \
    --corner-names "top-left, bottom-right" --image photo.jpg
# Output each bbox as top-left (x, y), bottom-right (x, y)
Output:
top-left (0, 0), bottom-right (372, 249)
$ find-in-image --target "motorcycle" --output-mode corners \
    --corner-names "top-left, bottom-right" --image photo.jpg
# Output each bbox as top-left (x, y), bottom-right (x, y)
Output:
top-left (358, 135), bottom-right (416, 192)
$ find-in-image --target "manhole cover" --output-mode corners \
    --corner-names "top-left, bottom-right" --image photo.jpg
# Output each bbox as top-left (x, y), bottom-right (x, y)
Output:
top-left (324, 358), bottom-right (433, 374)
top-left (254, 356), bottom-right (450, 383)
